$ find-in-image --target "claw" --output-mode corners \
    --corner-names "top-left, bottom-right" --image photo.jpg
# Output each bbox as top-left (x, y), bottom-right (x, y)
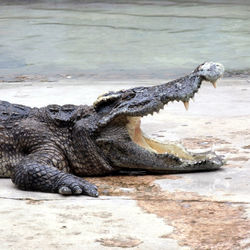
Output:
top-left (85, 187), bottom-right (99, 197)
top-left (56, 173), bottom-right (99, 197)
top-left (59, 186), bottom-right (72, 195)
top-left (92, 190), bottom-right (99, 197)
top-left (72, 186), bottom-right (82, 194)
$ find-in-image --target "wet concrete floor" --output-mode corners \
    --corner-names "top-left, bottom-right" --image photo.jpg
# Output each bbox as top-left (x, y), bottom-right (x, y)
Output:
top-left (0, 78), bottom-right (249, 249)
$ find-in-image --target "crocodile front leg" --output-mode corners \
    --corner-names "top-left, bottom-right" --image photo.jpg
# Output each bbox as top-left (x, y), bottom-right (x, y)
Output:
top-left (11, 153), bottom-right (98, 197)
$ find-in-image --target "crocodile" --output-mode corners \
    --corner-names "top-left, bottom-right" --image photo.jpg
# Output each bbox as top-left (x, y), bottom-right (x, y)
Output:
top-left (0, 62), bottom-right (224, 197)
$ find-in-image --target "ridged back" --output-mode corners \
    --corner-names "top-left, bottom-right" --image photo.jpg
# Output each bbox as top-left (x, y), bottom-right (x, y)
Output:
top-left (0, 101), bottom-right (32, 123)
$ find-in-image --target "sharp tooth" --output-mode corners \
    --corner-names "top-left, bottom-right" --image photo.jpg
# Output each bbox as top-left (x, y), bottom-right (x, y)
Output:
top-left (183, 101), bottom-right (189, 111)
top-left (212, 81), bottom-right (217, 88)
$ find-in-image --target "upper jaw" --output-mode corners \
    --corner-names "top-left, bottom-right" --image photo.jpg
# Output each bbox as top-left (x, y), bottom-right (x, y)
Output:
top-left (140, 62), bottom-right (224, 114)
top-left (95, 62), bottom-right (224, 126)
top-left (124, 62), bottom-right (224, 116)
top-left (159, 62), bottom-right (224, 103)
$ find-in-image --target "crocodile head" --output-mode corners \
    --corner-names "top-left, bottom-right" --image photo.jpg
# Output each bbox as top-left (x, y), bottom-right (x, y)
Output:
top-left (92, 62), bottom-right (225, 173)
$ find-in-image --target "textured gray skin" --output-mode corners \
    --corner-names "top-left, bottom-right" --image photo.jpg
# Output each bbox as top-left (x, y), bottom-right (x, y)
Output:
top-left (0, 62), bottom-right (224, 197)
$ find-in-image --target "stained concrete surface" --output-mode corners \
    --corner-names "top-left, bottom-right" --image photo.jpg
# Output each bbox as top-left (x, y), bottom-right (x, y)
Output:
top-left (0, 78), bottom-right (249, 249)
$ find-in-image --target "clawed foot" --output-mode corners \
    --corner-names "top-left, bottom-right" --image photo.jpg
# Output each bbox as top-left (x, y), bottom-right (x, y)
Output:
top-left (57, 174), bottom-right (98, 197)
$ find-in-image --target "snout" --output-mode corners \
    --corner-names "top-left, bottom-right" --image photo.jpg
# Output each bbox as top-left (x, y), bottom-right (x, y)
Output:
top-left (197, 62), bottom-right (224, 83)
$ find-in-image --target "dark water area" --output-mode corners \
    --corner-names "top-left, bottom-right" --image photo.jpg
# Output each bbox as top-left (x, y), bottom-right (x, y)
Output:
top-left (0, 0), bottom-right (250, 81)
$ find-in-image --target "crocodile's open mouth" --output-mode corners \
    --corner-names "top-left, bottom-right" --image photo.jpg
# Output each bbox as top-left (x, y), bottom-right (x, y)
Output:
top-left (126, 116), bottom-right (195, 160)
top-left (95, 62), bottom-right (224, 171)
top-left (126, 77), bottom-right (222, 161)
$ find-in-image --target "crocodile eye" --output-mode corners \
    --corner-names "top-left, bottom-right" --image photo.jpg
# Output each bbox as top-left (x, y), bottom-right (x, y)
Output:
top-left (62, 105), bottom-right (76, 113)
top-left (48, 105), bottom-right (60, 115)
top-left (49, 108), bottom-right (59, 114)
top-left (63, 108), bottom-right (74, 113)
top-left (123, 91), bottom-right (136, 100)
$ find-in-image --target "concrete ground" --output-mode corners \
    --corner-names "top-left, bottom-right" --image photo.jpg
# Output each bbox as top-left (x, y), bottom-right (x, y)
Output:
top-left (0, 78), bottom-right (249, 249)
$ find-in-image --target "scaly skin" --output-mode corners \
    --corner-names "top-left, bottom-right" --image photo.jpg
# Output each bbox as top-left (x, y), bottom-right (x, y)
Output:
top-left (0, 62), bottom-right (224, 196)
